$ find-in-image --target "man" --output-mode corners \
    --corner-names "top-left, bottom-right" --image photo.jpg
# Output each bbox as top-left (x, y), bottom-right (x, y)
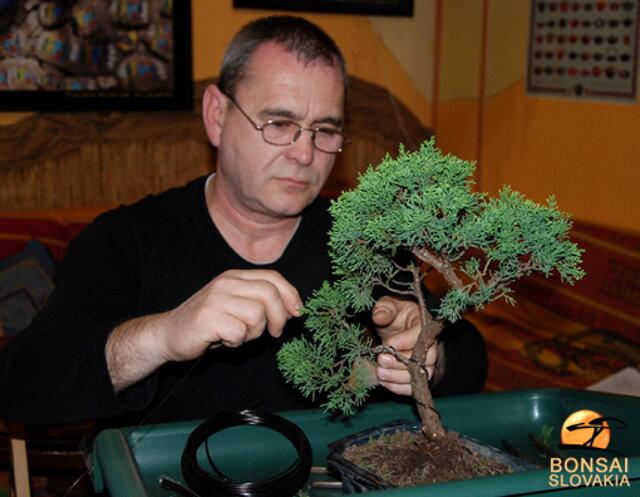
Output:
top-left (0, 16), bottom-right (486, 427)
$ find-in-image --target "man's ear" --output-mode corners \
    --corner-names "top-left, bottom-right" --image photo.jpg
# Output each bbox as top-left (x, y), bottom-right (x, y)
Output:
top-left (202, 84), bottom-right (227, 147)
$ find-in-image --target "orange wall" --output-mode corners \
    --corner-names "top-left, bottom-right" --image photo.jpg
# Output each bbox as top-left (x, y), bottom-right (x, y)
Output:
top-left (436, 0), bottom-right (640, 234)
top-left (190, 2), bottom-right (433, 126)
top-left (480, 79), bottom-right (640, 233)
top-left (433, 0), bottom-right (484, 165)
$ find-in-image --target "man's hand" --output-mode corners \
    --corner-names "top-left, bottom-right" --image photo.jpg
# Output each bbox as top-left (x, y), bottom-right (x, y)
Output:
top-left (159, 269), bottom-right (302, 358)
top-left (371, 296), bottom-right (439, 396)
top-left (106, 269), bottom-right (302, 392)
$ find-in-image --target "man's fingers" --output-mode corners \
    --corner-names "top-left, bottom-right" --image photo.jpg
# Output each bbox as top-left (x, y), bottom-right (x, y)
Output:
top-left (377, 351), bottom-right (409, 369)
top-left (371, 296), bottom-right (398, 327)
top-left (376, 365), bottom-right (412, 385)
top-left (385, 329), bottom-right (420, 351)
top-left (378, 380), bottom-right (412, 396)
top-left (378, 343), bottom-right (437, 370)
top-left (232, 270), bottom-right (303, 317)
top-left (371, 306), bottom-right (393, 327)
top-left (373, 297), bottom-right (420, 347)
top-left (377, 357), bottom-right (435, 389)
top-left (207, 312), bottom-right (255, 348)
top-left (375, 340), bottom-right (438, 397)
top-left (226, 287), bottom-right (289, 339)
top-left (426, 342), bottom-right (437, 367)
top-left (404, 311), bottom-right (420, 330)
top-left (214, 270), bottom-right (302, 338)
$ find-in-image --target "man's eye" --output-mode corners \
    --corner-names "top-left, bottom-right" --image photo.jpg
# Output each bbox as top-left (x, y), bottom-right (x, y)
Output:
top-left (268, 120), bottom-right (296, 130)
top-left (315, 127), bottom-right (340, 136)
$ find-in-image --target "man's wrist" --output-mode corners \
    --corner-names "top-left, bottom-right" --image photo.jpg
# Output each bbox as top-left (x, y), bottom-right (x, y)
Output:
top-left (106, 314), bottom-right (169, 393)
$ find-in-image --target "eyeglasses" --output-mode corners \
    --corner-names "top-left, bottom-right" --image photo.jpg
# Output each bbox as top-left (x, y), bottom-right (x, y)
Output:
top-left (226, 96), bottom-right (349, 154)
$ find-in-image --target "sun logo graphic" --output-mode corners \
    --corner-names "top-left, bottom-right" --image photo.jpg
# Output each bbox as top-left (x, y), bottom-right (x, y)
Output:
top-left (559, 409), bottom-right (626, 450)
top-left (548, 409), bottom-right (631, 489)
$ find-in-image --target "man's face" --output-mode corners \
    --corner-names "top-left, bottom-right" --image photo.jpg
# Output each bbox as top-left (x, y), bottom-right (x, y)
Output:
top-left (213, 42), bottom-right (345, 220)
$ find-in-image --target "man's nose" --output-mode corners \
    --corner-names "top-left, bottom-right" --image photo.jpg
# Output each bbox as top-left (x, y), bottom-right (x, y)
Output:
top-left (287, 129), bottom-right (315, 165)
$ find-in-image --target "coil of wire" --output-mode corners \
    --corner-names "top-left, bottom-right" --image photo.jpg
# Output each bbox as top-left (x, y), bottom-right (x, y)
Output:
top-left (181, 409), bottom-right (313, 497)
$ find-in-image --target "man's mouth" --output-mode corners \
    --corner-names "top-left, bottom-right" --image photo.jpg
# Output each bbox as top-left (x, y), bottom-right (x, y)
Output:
top-left (276, 177), bottom-right (311, 189)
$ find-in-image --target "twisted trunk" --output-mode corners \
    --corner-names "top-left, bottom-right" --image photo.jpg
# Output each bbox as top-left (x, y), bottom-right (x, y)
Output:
top-left (408, 265), bottom-right (446, 438)
top-left (410, 318), bottom-right (445, 439)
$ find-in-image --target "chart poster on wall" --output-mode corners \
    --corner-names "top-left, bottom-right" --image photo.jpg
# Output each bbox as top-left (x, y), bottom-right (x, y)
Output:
top-left (0, 0), bottom-right (192, 112)
top-left (526, 0), bottom-right (640, 103)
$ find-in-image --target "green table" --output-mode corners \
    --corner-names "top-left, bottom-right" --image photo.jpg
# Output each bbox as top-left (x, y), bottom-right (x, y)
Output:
top-left (92, 388), bottom-right (640, 496)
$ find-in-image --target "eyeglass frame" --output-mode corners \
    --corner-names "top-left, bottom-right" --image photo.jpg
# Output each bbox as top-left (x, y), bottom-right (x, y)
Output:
top-left (225, 95), bottom-right (350, 154)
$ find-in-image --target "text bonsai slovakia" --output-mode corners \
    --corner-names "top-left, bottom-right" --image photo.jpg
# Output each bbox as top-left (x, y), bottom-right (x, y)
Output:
top-left (549, 458), bottom-right (630, 488)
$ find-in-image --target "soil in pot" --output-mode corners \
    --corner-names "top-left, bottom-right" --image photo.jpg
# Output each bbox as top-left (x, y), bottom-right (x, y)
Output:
top-left (342, 429), bottom-right (514, 488)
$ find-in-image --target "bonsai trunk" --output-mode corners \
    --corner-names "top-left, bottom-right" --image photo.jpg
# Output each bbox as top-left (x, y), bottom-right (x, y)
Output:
top-left (410, 318), bottom-right (445, 439)
top-left (408, 263), bottom-right (447, 439)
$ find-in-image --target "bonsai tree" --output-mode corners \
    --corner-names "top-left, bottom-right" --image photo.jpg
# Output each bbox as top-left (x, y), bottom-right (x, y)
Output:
top-left (277, 138), bottom-right (584, 440)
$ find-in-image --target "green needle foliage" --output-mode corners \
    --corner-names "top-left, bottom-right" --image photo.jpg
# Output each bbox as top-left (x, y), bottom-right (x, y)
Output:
top-left (278, 138), bottom-right (585, 416)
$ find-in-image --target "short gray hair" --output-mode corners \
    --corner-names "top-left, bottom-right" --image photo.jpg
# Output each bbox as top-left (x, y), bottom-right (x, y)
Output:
top-left (217, 15), bottom-right (348, 99)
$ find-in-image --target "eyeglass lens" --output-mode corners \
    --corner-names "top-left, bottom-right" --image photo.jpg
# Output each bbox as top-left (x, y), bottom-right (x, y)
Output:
top-left (262, 121), bottom-right (343, 153)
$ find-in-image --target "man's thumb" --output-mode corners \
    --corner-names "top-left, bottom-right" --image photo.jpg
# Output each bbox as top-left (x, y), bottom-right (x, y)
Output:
top-left (372, 301), bottom-right (396, 327)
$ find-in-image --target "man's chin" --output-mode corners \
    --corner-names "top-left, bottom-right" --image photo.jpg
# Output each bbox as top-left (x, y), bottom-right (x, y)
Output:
top-left (265, 192), bottom-right (316, 218)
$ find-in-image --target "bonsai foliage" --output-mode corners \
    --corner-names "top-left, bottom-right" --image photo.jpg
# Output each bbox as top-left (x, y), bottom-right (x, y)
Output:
top-left (277, 138), bottom-right (584, 438)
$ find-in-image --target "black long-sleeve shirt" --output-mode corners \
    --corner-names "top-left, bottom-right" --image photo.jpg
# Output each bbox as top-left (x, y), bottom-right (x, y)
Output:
top-left (0, 176), bottom-right (487, 427)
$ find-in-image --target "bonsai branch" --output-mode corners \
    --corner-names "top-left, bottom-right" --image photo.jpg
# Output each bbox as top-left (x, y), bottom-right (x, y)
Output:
top-left (370, 344), bottom-right (431, 380)
top-left (373, 277), bottom-right (415, 297)
top-left (413, 247), bottom-right (463, 289)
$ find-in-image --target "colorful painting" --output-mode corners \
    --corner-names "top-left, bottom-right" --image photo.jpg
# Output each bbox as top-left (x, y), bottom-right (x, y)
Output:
top-left (0, 0), bottom-right (191, 111)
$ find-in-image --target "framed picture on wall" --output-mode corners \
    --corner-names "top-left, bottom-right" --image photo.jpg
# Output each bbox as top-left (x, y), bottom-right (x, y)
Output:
top-left (233, 0), bottom-right (414, 17)
top-left (0, 0), bottom-right (193, 112)
top-left (526, 0), bottom-right (639, 103)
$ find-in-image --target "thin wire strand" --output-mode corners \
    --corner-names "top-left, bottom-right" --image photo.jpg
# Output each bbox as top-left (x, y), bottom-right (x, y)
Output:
top-left (62, 355), bottom-right (206, 497)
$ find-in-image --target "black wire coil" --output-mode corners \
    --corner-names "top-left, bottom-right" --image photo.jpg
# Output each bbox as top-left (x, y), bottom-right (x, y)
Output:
top-left (181, 409), bottom-right (313, 497)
